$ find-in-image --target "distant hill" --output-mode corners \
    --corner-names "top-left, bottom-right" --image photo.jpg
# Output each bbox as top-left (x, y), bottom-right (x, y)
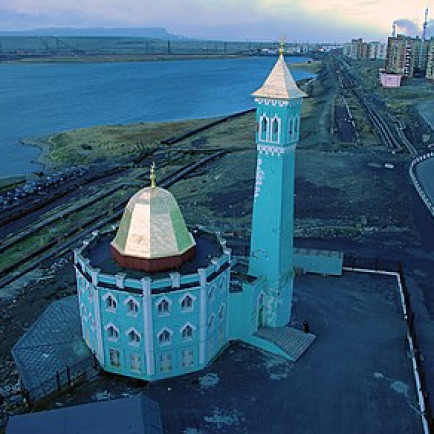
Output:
top-left (0, 27), bottom-right (184, 40)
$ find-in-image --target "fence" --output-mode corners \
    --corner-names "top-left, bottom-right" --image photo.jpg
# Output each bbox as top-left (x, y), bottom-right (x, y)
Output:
top-left (23, 355), bottom-right (97, 407)
top-left (344, 255), bottom-right (433, 433)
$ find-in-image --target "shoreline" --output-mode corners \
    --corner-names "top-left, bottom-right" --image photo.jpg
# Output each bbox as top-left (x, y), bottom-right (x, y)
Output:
top-left (12, 61), bottom-right (319, 178)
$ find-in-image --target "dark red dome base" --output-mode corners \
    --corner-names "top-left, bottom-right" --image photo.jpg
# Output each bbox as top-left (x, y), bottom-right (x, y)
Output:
top-left (111, 245), bottom-right (196, 273)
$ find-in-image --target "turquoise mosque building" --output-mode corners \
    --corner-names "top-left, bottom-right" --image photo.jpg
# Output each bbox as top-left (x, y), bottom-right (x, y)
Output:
top-left (73, 48), bottom-right (342, 381)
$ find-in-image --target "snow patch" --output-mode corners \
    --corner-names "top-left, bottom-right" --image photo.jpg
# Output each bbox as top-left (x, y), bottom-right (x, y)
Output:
top-left (204, 407), bottom-right (243, 429)
top-left (199, 373), bottom-right (219, 389)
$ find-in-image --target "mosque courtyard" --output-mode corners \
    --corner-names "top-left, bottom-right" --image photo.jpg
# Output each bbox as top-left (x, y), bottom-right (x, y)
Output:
top-left (48, 271), bottom-right (420, 434)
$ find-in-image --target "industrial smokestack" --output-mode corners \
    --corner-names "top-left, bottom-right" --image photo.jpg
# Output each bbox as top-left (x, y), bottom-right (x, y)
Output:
top-left (422, 4), bottom-right (429, 41)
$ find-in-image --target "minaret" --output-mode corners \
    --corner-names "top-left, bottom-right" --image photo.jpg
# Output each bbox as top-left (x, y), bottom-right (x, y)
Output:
top-left (249, 43), bottom-right (306, 327)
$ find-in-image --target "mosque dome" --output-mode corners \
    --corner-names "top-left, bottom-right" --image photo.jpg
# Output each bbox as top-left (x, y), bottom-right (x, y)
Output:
top-left (111, 166), bottom-right (196, 273)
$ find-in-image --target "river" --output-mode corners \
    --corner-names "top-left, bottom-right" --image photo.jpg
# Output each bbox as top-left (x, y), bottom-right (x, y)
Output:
top-left (0, 56), bottom-right (313, 178)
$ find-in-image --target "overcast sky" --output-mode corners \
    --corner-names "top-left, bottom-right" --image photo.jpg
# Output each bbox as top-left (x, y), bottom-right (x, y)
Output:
top-left (0, 0), bottom-right (432, 42)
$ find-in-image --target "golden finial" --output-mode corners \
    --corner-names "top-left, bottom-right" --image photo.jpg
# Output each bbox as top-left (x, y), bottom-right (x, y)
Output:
top-left (150, 162), bottom-right (156, 188)
top-left (279, 37), bottom-right (286, 56)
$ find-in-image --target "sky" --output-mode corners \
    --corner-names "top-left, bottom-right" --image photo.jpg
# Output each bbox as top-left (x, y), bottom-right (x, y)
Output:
top-left (0, 0), bottom-right (433, 42)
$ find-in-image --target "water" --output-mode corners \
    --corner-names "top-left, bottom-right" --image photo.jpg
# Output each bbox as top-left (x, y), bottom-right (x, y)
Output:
top-left (0, 57), bottom-right (314, 178)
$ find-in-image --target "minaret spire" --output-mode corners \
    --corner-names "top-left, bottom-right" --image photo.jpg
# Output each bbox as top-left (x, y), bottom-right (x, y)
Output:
top-left (150, 162), bottom-right (156, 189)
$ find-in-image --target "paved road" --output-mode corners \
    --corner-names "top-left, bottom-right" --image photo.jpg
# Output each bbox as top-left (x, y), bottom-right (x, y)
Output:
top-left (415, 158), bottom-right (434, 205)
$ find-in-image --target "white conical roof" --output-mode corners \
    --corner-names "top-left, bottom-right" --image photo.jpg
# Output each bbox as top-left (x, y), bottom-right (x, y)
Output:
top-left (252, 54), bottom-right (307, 100)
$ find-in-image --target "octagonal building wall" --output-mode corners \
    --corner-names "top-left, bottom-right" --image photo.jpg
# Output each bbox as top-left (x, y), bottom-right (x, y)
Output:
top-left (73, 232), bottom-right (231, 381)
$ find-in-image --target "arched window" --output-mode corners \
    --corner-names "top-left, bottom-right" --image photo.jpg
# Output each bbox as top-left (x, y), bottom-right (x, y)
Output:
top-left (289, 118), bottom-right (293, 137)
top-left (126, 298), bottom-right (139, 315)
top-left (218, 304), bottom-right (226, 321)
top-left (261, 117), bottom-right (268, 141)
top-left (180, 294), bottom-right (194, 312)
top-left (208, 314), bottom-right (215, 330)
top-left (158, 329), bottom-right (172, 345)
top-left (208, 285), bottom-right (215, 303)
top-left (181, 324), bottom-right (194, 341)
top-left (157, 298), bottom-right (170, 316)
top-left (106, 324), bottom-right (119, 341)
top-left (271, 118), bottom-right (279, 142)
top-left (105, 294), bottom-right (117, 312)
top-left (295, 116), bottom-right (299, 134)
top-left (127, 328), bottom-right (141, 345)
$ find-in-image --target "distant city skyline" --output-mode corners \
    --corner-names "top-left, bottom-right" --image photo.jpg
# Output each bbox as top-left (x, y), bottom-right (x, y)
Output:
top-left (0, 0), bottom-right (433, 42)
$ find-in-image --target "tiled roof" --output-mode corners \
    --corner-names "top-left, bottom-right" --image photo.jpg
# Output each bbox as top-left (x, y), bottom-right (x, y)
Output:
top-left (252, 55), bottom-right (307, 100)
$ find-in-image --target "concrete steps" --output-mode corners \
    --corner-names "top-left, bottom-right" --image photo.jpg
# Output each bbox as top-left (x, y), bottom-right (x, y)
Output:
top-left (255, 326), bottom-right (316, 361)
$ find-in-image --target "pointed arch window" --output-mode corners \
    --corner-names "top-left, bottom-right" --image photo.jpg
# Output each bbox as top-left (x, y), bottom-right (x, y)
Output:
top-left (181, 324), bottom-right (194, 341)
top-left (260, 116), bottom-right (268, 141)
top-left (104, 293), bottom-right (117, 312)
top-left (208, 314), bottom-right (215, 330)
top-left (126, 328), bottom-right (141, 346)
top-left (180, 293), bottom-right (195, 312)
top-left (158, 328), bottom-right (172, 346)
top-left (271, 117), bottom-right (280, 142)
top-left (218, 304), bottom-right (226, 321)
top-left (156, 297), bottom-right (171, 316)
top-left (105, 324), bottom-right (119, 341)
top-left (125, 297), bottom-right (140, 316)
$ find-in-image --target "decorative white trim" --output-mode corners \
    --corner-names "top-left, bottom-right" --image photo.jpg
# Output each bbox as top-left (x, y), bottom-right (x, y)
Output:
top-left (180, 322), bottom-right (197, 333)
top-left (142, 279), bottom-right (154, 375)
top-left (199, 284), bottom-right (207, 365)
top-left (93, 288), bottom-right (104, 363)
top-left (254, 98), bottom-right (289, 107)
top-left (254, 157), bottom-right (265, 200)
top-left (257, 144), bottom-right (295, 156)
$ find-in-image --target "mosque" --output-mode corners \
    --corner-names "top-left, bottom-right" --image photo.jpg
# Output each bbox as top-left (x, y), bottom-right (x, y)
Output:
top-left (73, 46), bottom-right (343, 381)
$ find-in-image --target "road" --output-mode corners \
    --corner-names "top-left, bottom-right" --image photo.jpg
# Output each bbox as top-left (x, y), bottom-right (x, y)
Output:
top-left (415, 157), bottom-right (434, 205)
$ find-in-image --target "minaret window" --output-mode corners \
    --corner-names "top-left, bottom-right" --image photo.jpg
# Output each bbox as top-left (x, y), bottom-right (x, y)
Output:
top-left (271, 118), bottom-right (280, 142)
top-left (260, 116), bottom-right (268, 141)
top-left (289, 118), bottom-right (293, 137)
